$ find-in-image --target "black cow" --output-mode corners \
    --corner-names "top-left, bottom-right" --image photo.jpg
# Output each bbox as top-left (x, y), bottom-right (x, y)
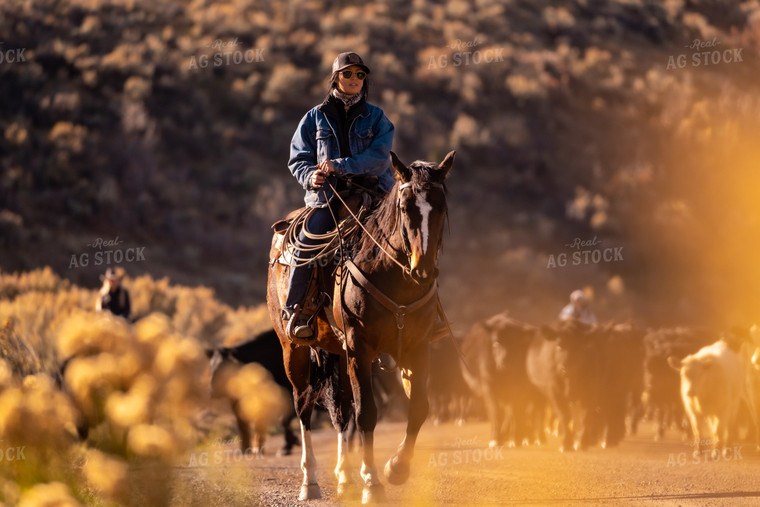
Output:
top-left (527, 320), bottom-right (606, 452)
top-left (596, 322), bottom-right (645, 448)
top-left (206, 329), bottom-right (299, 456)
top-left (526, 320), bottom-right (648, 452)
top-left (461, 313), bottom-right (543, 448)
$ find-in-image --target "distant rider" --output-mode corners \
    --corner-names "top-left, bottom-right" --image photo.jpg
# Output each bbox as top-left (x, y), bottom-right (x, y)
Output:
top-left (558, 289), bottom-right (597, 325)
top-left (96, 267), bottom-right (131, 319)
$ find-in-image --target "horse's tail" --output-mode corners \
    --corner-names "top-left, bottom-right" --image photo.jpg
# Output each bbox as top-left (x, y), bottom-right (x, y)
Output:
top-left (310, 348), bottom-right (354, 432)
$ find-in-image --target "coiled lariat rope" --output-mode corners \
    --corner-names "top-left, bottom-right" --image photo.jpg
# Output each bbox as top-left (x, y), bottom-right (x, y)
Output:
top-left (281, 192), bottom-right (366, 267)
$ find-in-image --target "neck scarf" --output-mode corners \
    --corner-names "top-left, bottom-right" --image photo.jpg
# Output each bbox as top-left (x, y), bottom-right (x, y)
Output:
top-left (331, 87), bottom-right (364, 110)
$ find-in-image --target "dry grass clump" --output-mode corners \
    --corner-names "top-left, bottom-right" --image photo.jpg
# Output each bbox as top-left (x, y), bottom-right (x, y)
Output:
top-left (0, 369), bottom-right (81, 504)
top-left (0, 320), bottom-right (41, 378)
top-left (127, 274), bottom-right (270, 347)
top-left (0, 268), bottom-right (71, 301)
top-left (0, 268), bottom-right (278, 502)
top-left (58, 311), bottom-right (208, 459)
top-left (0, 306), bottom-right (231, 503)
top-left (211, 361), bottom-right (289, 433)
top-left (16, 482), bottom-right (81, 507)
top-left (81, 449), bottom-right (128, 502)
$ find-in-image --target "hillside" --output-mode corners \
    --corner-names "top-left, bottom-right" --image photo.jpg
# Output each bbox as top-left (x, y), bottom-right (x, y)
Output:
top-left (2, 0), bottom-right (760, 331)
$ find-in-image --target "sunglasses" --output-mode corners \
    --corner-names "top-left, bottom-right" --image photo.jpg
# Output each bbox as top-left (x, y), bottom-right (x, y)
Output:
top-left (340, 70), bottom-right (367, 80)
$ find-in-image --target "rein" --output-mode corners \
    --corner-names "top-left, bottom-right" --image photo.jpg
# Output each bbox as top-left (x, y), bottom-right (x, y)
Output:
top-left (326, 180), bottom-right (412, 277)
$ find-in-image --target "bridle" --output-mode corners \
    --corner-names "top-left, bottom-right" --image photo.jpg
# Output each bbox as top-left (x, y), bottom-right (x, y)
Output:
top-left (327, 179), bottom-right (447, 278)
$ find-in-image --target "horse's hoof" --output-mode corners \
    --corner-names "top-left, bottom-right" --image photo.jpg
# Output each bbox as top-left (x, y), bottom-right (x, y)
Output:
top-left (277, 447), bottom-right (293, 457)
top-left (362, 483), bottom-right (386, 504)
top-left (384, 457), bottom-right (410, 485)
top-left (299, 483), bottom-right (322, 501)
top-left (488, 440), bottom-right (500, 449)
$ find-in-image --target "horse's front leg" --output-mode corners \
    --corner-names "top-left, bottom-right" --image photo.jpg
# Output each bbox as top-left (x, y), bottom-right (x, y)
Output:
top-left (385, 344), bottom-right (430, 485)
top-left (346, 341), bottom-right (386, 503)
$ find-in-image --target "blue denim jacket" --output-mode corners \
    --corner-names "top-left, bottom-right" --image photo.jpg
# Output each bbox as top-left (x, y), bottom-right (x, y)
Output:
top-left (288, 101), bottom-right (396, 207)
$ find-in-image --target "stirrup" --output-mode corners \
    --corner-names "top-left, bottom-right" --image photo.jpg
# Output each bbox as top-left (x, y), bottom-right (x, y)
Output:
top-left (284, 305), bottom-right (315, 342)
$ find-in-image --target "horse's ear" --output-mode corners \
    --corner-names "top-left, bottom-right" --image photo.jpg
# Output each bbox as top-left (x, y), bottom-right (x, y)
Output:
top-left (390, 151), bottom-right (411, 182)
top-left (436, 150), bottom-right (455, 180)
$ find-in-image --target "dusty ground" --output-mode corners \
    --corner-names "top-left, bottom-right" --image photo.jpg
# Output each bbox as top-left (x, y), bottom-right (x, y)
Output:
top-left (170, 420), bottom-right (760, 506)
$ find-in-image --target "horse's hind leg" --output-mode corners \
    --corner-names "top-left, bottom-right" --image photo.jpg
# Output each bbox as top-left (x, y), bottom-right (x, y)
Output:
top-left (385, 345), bottom-right (430, 486)
top-left (330, 353), bottom-right (357, 499)
top-left (283, 344), bottom-right (321, 501)
top-left (296, 392), bottom-right (321, 501)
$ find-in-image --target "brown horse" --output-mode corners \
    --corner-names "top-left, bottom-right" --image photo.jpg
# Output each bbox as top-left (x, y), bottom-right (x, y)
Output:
top-left (267, 150), bottom-right (454, 502)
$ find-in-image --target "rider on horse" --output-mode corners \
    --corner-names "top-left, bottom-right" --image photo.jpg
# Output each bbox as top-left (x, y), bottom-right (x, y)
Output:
top-left (283, 52), bottom-right (396, 340)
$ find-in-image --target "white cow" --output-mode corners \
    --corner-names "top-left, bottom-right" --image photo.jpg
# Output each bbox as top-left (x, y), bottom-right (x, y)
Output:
top-left (668, 339), bottom-right (743, 455)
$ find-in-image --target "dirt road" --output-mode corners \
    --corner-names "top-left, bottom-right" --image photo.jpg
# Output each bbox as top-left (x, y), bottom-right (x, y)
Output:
top-left (174, 420), bottom-right (760, 506)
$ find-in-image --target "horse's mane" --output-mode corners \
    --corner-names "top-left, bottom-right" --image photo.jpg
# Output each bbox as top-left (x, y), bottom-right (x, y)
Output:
top-left (354, 161), bottom-right (446, 271)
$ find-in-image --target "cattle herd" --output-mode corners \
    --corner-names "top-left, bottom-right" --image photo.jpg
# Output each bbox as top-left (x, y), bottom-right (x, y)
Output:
top-left (206, 314), bottom-right (760, 460)
top-left (440, 313), bottom-right (760, 457)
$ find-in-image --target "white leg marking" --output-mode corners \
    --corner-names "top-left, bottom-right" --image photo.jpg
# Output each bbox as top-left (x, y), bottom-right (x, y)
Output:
top-left (300, 425), bottom-right (317, 485)
top-left (415, 191), bottom-right (432, 254)
top-left (361, 462), bottom-right (380, 487)
top-left (335, 432), bottom-right (350, 486)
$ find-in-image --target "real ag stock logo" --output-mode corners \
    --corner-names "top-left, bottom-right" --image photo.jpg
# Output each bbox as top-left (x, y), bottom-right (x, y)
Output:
top-left (187, 38), bottom-right (264, 70)
top-left (427, 38), bottom-right (506, 69)
top-left (68, 236), bottom-right (147, 269)
top-left (546, 236), bottom-right (624, 269)
top-left (427, 436), bottom-right (505, 468)
top-left (667, 439), bottom-right (743, 467)
top-left (666, 37), bottom-right (744, 70)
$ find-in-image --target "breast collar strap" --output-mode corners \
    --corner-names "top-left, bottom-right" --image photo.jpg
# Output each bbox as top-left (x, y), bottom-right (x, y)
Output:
top-left (344, 258), bottom-right (437, 365)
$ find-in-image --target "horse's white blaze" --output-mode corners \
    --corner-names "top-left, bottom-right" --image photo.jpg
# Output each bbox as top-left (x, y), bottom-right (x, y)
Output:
top-left (300, 425), bottom-right (317, 485)
top-left (415, 191), bottom-right (433, 255)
